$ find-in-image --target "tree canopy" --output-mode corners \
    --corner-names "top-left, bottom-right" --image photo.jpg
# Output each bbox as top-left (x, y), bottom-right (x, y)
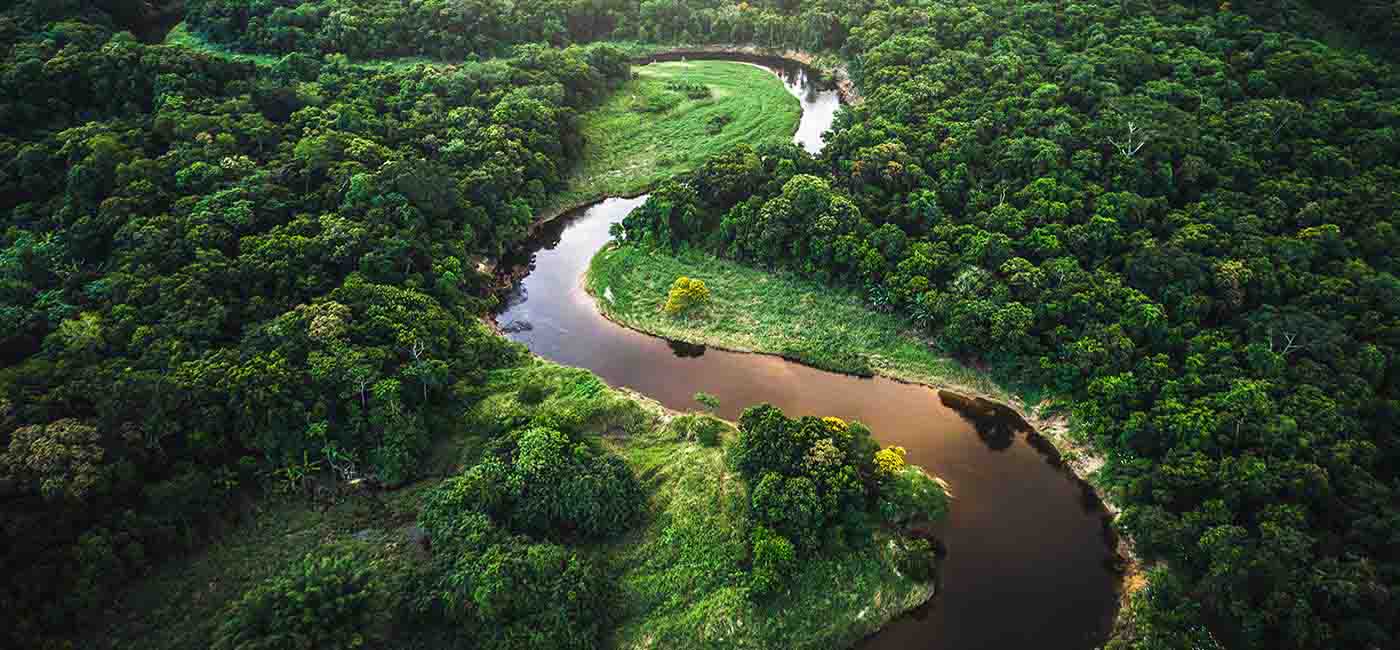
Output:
top-left (616, 1), bottom-right (1400, 648)
top-left (3, 0), bottom-right (1399, 648)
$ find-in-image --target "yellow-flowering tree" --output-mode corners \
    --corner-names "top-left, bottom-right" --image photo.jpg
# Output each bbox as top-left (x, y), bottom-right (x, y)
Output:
top-left (874, 445), bottom-right (907, 478)
top-left (663, 276), bottom-right (711, 315)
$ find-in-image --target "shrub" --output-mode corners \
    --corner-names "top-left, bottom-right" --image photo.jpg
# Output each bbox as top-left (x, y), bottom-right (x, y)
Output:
top-left (874, 445), bottom-right (908, 478)
top-left (213, 548), bottom-right (385, 650)
top-left (440, 539), bottom-right (610, 650)
top-left (416, 503), bottom-right (612, 650)
top-left (705, 112), bottom-right (733, 134)
top-left (731, 404), bottom-right (809, 478)
top-left (517, 381), bottom-right (550, 405)
top-left (425, 426), bottom-right (644, 542)
top-left (665, 79), bottom-right (711, 99)
top-left (750, 472), bottom-right (826, 551)
top-left (693, 391), bottom-right (720, 412)
top-left (671, 413), bottom-right (726, 446)
top-left (732, 405), bottom-right (876, 481)
top-left (663, 276), bottom-right (710, 315)
top-left (895, 537), bottom-right (938, 581)
top-left (878, 465), bottom-right (949, 526)
top-left (749, 526), bottom-right (796, 599)
top-left (693, 415), bottom-right (726, 446)
top-left (504, 427), bottom-right (643, 539)
top-left (629, 86), bottom-right (679, 113)
top-left (420, 461), bottom-right (512, 536)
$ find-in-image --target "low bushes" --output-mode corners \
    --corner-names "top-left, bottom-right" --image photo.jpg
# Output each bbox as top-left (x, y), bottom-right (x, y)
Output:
top-left (665, 79), bottom-right (712, 99)
top-left (416, 505), bottom-right (612, 650)
top-left (878, 465), bottom-right (949, 526)
top-left (705, 112), bottom-right (734, 134)
top-left (213, 547), bottom-right (386, 650)
top-left (671, 412), bottom-right (728, 446)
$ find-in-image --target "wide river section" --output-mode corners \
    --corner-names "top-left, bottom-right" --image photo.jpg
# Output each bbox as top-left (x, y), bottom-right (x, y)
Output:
top-left (497, 60), bottom-right (1121, 650)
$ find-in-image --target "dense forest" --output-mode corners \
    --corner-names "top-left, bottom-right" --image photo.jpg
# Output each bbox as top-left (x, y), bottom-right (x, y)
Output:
top-left (0, 0), bottom-right (631, 643)
top-left (618, 1), bottom-right (1400, 649)
top-left (3, 0), bottom-right (1398, 649)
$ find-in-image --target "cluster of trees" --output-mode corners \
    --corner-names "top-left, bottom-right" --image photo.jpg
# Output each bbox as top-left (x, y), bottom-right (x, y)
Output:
top-left (0, 2), bottom-right (630, 645)
top-left (731, 404), bottom-right (945, 597)
top-left (618, 1), bottom-right (1400, 648)
top-left (1222, 1), bottom-right (1400, 57)
top-left (206, 365), bottom-right (648, 650)
top-left (408, 423), bottom-right (643, 649)
top-left (186, 0), bottom-right (585, 59)
top-left (184, 0), bottom-right (862, 59)
top-left (210, 420), bottom-right (643, 650)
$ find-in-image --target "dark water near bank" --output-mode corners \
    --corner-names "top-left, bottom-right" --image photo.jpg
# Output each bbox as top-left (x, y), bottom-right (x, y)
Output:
top-left (498, 62), bottom-right (1119, 650)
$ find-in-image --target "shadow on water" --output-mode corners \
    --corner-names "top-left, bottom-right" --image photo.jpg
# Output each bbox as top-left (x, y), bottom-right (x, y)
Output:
top-left (666, 339), bottom-right (706, 358)
top-left (939, 390), bottom-right (1020, 452)
top-left (495, 59), bottom-right (1122, 650)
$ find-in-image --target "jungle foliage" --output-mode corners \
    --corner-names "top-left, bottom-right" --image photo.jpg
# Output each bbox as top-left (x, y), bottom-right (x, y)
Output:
top-left (184, 0), bottom-right (861, 60)
top-left (0, 1), bottom-right (629, 644)
top-left (212, 546), bottom-right (389, 650)
top-left (411, 424), bottom-right (639, 650)
top-left (3, 0), bottom-right (1399, 649)
top-left (615, 1), bottom-right (1400, 648)
top-left (731, 405), bottom-right (944, 598)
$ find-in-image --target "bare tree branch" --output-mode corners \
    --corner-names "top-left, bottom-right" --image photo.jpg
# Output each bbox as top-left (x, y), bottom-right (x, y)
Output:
top-left (1109, 121), bottom-right (1148, 157)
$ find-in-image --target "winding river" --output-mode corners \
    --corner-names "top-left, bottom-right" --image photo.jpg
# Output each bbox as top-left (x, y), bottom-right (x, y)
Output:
top-left (498, 61), bottom-right (1120, 650)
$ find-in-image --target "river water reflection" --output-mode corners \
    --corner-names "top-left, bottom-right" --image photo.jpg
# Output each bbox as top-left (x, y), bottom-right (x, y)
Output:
top-left (497, 61), bottom-right (1119, 650)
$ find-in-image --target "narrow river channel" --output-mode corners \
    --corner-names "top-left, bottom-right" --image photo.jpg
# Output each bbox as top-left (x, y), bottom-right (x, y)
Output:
top-left (497, 60), bottom-right (1121, 650)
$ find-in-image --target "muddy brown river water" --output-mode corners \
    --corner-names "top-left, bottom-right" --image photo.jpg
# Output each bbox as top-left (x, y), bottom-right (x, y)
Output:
top-left (497, 61), bottom-right (1121, 650)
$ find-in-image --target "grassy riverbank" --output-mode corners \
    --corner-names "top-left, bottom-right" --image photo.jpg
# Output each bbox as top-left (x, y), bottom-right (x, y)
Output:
top-left (587, 243), bottom-right (1019, 405)
top-left (549, 60), bottom-right (801, 211)
top-left (96, 360), bottom-right (938, 649)
top-left (586, 243), bottom-right (1151, 624)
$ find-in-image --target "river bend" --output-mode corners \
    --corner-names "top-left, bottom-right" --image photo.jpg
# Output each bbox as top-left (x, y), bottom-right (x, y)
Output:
top-left (498, 61), bottom-right (1120, 650)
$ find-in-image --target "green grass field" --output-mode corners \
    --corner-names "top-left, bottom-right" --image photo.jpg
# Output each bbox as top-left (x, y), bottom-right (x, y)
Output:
top-left (548, 60), bottom-right (801, 213)
top-left (587, 244), bottom-right (1020, 405)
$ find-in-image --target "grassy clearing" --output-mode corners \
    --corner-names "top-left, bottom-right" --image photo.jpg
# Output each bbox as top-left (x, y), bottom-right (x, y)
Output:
top-left (587, 243), bottom-right (1018, 404)
top-left (100, 359), bottom-right (932, 649)
top-left (548, 60), bottom-right (801, 212)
